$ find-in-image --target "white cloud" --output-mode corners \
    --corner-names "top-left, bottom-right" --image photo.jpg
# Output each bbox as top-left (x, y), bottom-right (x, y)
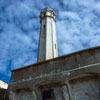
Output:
top-left (0, 64), bottom-right (7, 73)
top-left (60, 43), bottom-right (74, 54)
top-left (94, 2), bottom-right (100, 11)
top-left (59, 11), bottom-right (80, 20)
top-left (76, 0), bottom-right (95, 7)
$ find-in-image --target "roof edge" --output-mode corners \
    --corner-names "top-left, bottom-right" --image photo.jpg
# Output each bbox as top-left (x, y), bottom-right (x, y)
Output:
top-left (11, 45), bottom-right (100, 72)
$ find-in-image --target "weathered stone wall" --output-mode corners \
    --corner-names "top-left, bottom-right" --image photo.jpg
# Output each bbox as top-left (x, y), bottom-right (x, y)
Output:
top-left (0, 88), bottom-right (9, 100)
top-left (9, 46), bottom-right (100, 100)
top-left (9, 76), bottom-right (100, 100)
top-left (15, 90), bottom-right (34, 100)
top-left (10, 46), bottom-right (100, 84)
top-left (69, 76), bottom-right (100, 100)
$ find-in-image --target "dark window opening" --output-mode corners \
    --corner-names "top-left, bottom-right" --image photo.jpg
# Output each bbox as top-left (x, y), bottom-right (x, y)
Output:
top-left (55, 44), bottom-right (56, 49)
top-left (44, 13), bottom-right (46, 16)
top-left (43, 25), bottom-right (45, 28)
top-left (42, 90), bottom-right (53, 100)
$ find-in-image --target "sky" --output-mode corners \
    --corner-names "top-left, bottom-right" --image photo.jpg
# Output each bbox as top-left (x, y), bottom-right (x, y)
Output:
top-left (0, 0), bottom-right (100, 84)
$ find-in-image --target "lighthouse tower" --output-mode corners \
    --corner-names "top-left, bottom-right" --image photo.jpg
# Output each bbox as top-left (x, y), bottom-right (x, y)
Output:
top-left (37, 8), bottom-right (58, 62)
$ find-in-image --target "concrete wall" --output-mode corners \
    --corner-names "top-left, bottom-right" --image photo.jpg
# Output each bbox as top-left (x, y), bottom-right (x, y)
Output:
top-left (10, 47), bottom-right (100, 84)
top-left (0, 88), bottom-right (9, 100)
top-left (9, 46), bottom-right (100, 100)
top-left (69, 76), bottom-right (100, 100)
top-left (16, 90), bottom-right (34, 100)
top-left (9, 76), bottom-right (100, 100)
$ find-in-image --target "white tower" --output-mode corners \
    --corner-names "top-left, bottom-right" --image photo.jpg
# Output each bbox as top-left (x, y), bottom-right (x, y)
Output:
top-left (37, 8), bottom-right (58, 62)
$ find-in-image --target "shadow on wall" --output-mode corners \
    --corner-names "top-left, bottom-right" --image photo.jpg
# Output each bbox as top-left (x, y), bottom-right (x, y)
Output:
top-left (68, 73), bottom-right (100, 100)
top-left (0, 88), bottom-right (9, 100)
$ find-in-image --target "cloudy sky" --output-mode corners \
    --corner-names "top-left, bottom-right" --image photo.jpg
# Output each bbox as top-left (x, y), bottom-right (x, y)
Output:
top-left (0, 0), bottom-right (100, 83)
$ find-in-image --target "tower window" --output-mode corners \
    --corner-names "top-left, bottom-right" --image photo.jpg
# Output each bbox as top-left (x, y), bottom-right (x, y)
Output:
top-left (55, 44), bottom-right (56, 49)
top-left (44, 13), bottom-right (46, 16)
top-left (43, 25), bottom-right (45, 28)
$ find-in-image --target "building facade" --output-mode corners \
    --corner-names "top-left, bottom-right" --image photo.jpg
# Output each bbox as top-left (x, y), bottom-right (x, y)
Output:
top-left (9, 8), bottom-right (100, 100)
top-left (0, 80), bottom-right (9, 100)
